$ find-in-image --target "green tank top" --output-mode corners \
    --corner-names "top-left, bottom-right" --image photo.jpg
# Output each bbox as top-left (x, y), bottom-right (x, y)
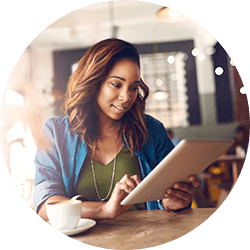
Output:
top-left (76, 146), bottom-right (146, 210)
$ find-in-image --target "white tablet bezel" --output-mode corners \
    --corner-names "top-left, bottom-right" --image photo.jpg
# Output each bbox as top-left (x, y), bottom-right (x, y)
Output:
top-left (121, 139), bottom-right (234, 206)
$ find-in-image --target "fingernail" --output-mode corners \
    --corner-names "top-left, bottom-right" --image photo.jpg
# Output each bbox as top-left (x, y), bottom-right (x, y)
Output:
top-left (174, 184), bottom-right (179, 189)
top-left (167, 189), bottom-right (171, 194)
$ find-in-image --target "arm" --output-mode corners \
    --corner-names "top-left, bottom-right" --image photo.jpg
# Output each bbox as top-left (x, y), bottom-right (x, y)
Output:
top-left (38, 174), bottom-right (141, 221)
top-left (38, 195), bottom-right (108, 221)
top-left (33, 118), bottom-right (68, 213)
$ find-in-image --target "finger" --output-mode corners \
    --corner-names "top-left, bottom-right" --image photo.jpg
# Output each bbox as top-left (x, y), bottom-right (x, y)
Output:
top-left (115, 181), bottom-right (133, 194)
top-left (163, 196), bottom-right (188, 209)
top-left (130, 174), bottom-right (141, 186)
top-left (119, 174), bottom-right (137, 192)
top-left (188, 175), bottom-right (201, 188)
top-left (120, 174), bottom-right (130, 182)
top-left (165, 188), bottom-right (194, 202)
top-left (173, 182), bottom-right (197, 196)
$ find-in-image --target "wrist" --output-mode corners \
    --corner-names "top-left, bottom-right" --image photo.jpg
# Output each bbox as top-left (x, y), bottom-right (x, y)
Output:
top-left (102, 202), bottom-right (110, 219)
top-left (78, 201), bottom-right (111, 220)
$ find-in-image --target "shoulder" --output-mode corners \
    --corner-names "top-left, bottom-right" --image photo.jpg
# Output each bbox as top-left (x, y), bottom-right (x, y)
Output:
top-left (145, 115), bottom-right (174, 154)
top-left (145, 114), bottom-right (166, 136)
top-left (42, 116), bottom-right (84, 149)
top-left (146, 114), bottom-right (164, 126)
top-left (46, 115), bottom-right (70, 126)
top-left (138, 115), bottom-right (174, 167)
top-left (43, 115), bottom-right (75, 141)
top-left (45, 115), bottom-right (71, 131)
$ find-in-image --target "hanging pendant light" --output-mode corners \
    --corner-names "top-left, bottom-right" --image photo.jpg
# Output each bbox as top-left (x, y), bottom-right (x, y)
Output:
top-left (109, 1), bottom-right (119, 38)
top-left (156, 7), bottom-right (188, 23)
top-left (151, 90), bottom-right (169, 101)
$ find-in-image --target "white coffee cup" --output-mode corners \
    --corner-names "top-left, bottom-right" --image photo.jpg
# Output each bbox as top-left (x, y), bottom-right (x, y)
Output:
top-left (46, 200), bottom-right (82, 230)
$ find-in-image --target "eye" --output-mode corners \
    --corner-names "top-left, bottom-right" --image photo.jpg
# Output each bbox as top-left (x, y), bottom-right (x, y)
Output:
top-left (130, 86), bottom-right (139, 91)
top-left (111, 82), bottom-right (121, 88)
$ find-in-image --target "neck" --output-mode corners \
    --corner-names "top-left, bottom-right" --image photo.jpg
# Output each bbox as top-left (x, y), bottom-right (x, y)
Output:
top-left (99, 120), bottom-right (119, 137)
top-left (101, 122), bottom-right (118, 136)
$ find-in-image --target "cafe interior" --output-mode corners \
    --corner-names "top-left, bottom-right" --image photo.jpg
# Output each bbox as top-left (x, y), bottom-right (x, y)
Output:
top-left (0, 1), bottom-right (249, 246)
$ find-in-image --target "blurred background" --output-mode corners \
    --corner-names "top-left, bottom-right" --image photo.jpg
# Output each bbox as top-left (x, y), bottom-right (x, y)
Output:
top-left (0, 1), bottom-right (249, 209)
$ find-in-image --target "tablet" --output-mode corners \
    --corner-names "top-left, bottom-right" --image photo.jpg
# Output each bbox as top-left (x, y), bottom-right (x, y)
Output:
top-left (120, 139), bottom-right (234, 205)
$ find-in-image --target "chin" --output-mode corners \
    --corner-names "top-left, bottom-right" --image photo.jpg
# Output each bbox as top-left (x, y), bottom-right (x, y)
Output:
top-left (112, 115), bottom-right (124, 121)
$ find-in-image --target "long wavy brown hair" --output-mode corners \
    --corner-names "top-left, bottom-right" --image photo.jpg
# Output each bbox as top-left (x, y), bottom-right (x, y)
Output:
top-left (65, 38), bottom-right (149, 156)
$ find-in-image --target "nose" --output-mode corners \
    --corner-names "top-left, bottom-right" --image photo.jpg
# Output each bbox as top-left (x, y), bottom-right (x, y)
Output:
top-left (118, 89), bottom-right (131, 101)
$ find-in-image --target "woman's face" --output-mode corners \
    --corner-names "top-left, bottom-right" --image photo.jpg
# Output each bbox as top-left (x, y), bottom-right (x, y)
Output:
top-left (94, 59), bottom-right (140, 122)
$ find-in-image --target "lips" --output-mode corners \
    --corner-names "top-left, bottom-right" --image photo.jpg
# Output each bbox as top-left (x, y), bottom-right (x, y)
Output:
top-left (112, 104), bottom-right (127, 111)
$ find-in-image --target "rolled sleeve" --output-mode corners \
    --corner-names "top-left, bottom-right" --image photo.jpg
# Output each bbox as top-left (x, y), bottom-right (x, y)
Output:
top-left (33, 118), bottom-right (66, 213)
top-left (33, 180), bottom-right (66, 213)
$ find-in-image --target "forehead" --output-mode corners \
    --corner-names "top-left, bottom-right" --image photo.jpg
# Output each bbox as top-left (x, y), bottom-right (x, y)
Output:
top-left (108, 59), bottom-right (140, 76)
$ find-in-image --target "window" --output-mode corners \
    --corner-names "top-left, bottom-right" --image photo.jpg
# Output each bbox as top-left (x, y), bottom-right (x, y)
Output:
top-left (141, 52), bottom-right (189, 128)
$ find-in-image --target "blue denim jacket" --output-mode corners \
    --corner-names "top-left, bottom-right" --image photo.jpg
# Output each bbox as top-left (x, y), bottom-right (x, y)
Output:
top-left (33, 115), bottom-right (174, 213)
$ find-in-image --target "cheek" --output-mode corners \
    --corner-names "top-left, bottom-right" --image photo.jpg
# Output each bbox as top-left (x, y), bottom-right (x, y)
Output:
top-left (129, 93), bottom-right (138, 106)
top-left (131, 92), bottom-right (138, 102)
top-left (97, 87), bottom-right (112, 102)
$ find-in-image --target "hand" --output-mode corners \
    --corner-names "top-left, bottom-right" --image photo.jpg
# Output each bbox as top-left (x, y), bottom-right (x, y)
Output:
top-left (161, 175), bottom-right (201, 211)
top-left (104, 174), bottom-right (141, 219)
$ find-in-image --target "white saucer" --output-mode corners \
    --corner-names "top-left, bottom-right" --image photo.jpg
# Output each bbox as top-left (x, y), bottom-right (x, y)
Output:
top-left (48, 218), bottom-right (96, 236)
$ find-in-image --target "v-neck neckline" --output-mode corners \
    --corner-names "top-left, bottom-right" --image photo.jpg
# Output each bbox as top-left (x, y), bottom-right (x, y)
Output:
top-left (92, 146), bottom-right (126, 167)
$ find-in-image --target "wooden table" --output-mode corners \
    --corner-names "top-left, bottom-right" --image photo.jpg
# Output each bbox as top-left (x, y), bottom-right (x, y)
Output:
top-left (72, 208), bottom-right (216, 249)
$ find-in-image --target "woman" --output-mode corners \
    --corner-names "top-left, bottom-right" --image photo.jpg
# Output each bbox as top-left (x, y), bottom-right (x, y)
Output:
top-left (34, 38), bottom-right (200, 221)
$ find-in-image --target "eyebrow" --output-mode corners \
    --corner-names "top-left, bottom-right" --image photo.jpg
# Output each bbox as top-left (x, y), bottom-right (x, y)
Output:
top-left (109, 76), bottom-right (141, 84)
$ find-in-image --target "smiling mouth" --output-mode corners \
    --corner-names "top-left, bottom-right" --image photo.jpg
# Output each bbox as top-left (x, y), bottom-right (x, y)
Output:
top-left (112, 104), bottom-right (127, 111)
